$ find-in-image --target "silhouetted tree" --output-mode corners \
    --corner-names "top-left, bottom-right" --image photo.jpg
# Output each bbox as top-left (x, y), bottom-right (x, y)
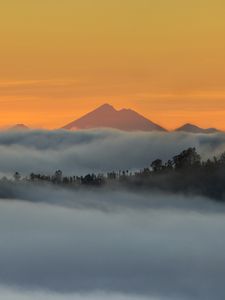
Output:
top-left (54, 170), bottom-right (62, 183)
top-left (165, 159), bottom-right (173, 170)
top-left (219, 152), bottom-right (225, 165)
top-left (14, 172), bottom-right (21, 181)
top-left (151, 159), bottom-right (163, 172)
top-left (10, 146), bottom-right (225, 201)
top-left (173, 148), bottom-right (201, 170)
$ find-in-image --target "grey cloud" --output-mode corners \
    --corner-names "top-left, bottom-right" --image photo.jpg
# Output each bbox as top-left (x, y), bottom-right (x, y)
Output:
top-left (0, 181), bottom-right (224, 213)
top-left (0, 195), bottom-right (225, 300)
top-left (1, 129), bottom-right (225, 300)
top-left (0, 288), bottom-right (155, 300)
top-left (0, 129), bottom-right (225, 176)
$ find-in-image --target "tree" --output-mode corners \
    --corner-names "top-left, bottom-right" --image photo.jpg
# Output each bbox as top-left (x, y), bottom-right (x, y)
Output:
top-left (14, 172), bottom-right (21, 181)
top-left (151, 159), bottom-right (163, 172)
top-left (219, 152), bottom-right (225, 165)
top-left (165, 159), bottom-right (173, 170)
top-left (54, 170), bottom-right (62, 183)
top-left (173, 148), bottom-right (201, 170)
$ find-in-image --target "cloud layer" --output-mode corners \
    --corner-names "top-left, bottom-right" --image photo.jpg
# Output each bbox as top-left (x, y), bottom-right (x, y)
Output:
top-left (1, 192), bottom-right (225, 300)
top-left (1, 130), bottom-right (225, 299)
top-left (0, 129), bottom-right (225, 176)
top-left (0, 288), bottom-right (157, 300)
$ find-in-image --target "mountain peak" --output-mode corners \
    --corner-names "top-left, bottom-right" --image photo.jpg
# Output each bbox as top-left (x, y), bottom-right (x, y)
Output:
top-left (179, 123), bottom-right (200, 130)
top-left (176, 123), bottom-right (220, 134)
top-left (94, 103), bottom-right (116, 113)
top-left (10, 124), bottom-right (29, 131)
top-left (63, 104), bottom-right (166, 132)
top-left (99, 103), bottom-right (115, 109)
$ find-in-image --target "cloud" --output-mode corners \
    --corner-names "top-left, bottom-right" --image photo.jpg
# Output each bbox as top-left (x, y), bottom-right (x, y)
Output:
top-left (0, 130), bottom-right (225, 299)
top-left (0, 129), bottom-right (225, 176)
top-left (0, 288), bottom-right (158, 300)
top-left (0, 180), bottom-right (224, 213)
top-left (0, 193), bottom-right (225, 300)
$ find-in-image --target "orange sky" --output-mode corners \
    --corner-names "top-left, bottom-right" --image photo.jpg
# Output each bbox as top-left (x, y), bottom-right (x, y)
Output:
top-left (0, 0), bottom-right (225, 130)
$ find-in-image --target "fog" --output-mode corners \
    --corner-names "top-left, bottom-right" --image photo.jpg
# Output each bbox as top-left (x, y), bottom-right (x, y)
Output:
top-left (0, 288), bottom-right (156, 300)
top-left (1, 190), bottom-right (225, 300)
top-left (0, 180), bottom-right (225, 213)
top-left (1, 129), bottom-right (225, 299)
top-left (0, 129), bottom-right (225, 175)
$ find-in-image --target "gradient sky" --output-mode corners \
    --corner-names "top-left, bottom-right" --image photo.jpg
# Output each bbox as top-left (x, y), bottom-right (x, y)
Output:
top-left (0, 0), bottom-right (225, 129)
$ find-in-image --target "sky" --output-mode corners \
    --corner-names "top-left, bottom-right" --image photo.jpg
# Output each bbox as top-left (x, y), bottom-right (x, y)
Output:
top-left (0, 0), bottom-right (225, 129)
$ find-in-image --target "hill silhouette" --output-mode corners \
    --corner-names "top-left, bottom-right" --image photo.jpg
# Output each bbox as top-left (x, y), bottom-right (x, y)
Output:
top-left (63, 104), bottom-right (166, 131)
top-left (176, 123), bottom-right (220, 134)
top-left (9, 124), bottom-right (29, 131)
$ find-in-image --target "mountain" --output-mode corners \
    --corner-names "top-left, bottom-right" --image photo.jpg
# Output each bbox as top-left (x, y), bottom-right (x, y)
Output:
top-left (9, 124), bottom-right (29, 131)
top-left (62, 104), bottom-right (166, 132)
top-left (176, 123), bottom-right (220, 134)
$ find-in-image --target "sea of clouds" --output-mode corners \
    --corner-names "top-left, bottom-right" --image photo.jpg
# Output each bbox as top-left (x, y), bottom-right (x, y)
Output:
top-left (1, 129), bottom-right (225, 300)
top-left (0, 129), bottom-right (225, 176)
top-left (1, 192), bottom-right (225, 300)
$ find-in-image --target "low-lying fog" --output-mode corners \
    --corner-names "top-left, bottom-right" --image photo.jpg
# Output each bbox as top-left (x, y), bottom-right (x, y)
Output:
top-left (0, 130), bottom-right (225, 299)
top-left (1, 189), bottom-right (225, 300)
top-left (0, 129), bottom-right (225, 175)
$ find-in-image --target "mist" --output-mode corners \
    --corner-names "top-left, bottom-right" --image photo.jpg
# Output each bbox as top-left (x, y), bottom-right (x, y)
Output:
top-left (0, 129), bottom-right (225, 175)
top-left (1, 129), bottom-right (225, 299)
top-left (0, 180), bottom-right (225, 213)
top-left (0, 288), bottom-right (155, 300)
top-left (1, 190), bottom-right (225, 300)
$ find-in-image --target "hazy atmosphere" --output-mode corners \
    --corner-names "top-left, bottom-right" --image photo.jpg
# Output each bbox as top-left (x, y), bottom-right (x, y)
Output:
top-left (1, 186), bottom-right (225, 300)
top-left (1, 0), bottom-right (225, 299)
top-left (0, 129), bottom-right (225, 176)
top-left (1, 0), bottom-right (225, 129)
top-left (0, 130), bottom-right (225, 299)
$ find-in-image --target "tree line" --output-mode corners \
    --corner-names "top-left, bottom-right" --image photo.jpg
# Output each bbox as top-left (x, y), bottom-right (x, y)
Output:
top-left (5, 147), bottom-right (225, 201)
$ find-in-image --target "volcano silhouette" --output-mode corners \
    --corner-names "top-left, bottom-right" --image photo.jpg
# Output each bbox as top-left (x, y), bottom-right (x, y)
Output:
top-left (63, 104), bottom-right (166, 132)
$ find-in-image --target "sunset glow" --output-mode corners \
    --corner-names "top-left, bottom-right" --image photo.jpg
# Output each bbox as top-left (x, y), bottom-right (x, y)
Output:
top-left (1, 0), bottom-right (225, 129)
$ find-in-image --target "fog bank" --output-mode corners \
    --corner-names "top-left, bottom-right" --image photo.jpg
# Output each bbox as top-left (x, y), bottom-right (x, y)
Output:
top-left (1, 129), bottom-right (225, 299)
top-left (0, 129), bottom-right (225, 175)
top-left (0, 195), bottom-right (225, 300)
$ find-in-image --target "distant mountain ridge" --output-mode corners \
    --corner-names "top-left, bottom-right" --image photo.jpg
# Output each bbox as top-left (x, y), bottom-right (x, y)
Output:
top-left (5, 106), bottom-right (221, 134)
top-left (176, 123), bottom-right (220, 134)
top-left (9, 124), bottom-right (29, 131)
top-left (63, 103), bottom-right (166, 132)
